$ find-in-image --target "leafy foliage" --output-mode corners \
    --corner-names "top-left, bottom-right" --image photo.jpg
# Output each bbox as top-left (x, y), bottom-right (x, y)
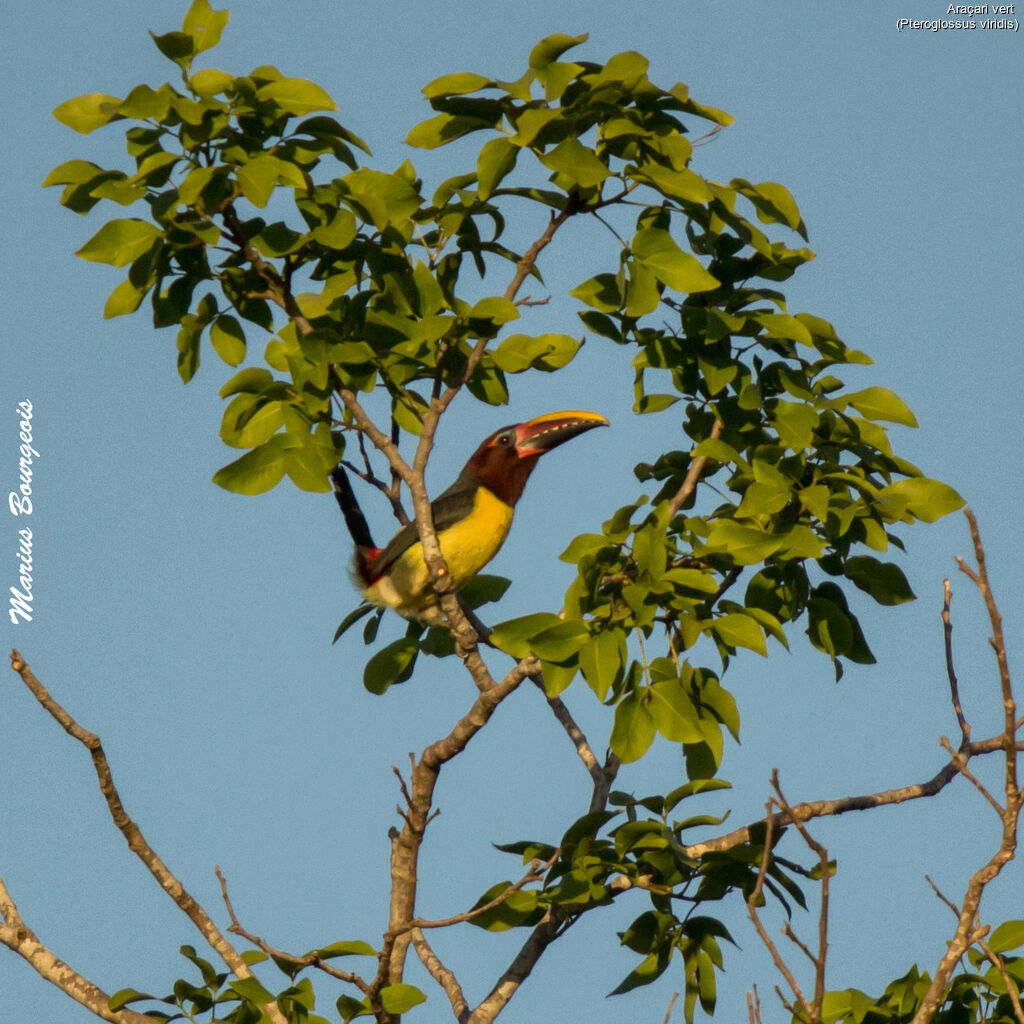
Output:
top-left (46, 4), bottom-right (999, 1022)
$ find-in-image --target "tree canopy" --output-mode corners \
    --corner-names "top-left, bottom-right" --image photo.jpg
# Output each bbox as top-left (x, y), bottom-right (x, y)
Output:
top-left (4, 4), bottom-right (1022, 1024)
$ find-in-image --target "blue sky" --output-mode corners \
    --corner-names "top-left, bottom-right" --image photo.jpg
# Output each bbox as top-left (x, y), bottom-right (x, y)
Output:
top-left (2, 1), bottom-right (1022, 1022)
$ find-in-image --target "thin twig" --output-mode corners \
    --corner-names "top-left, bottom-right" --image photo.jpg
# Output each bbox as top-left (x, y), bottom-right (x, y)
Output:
top-left (215, 867), bottom-right (369, 991)
top-left (940, 736), bottom-right (1003, 816)
top-left (746, 802), bottom-right (815, 1022)
top-left (942, 579), bottom-right (970, 746)
top-left (667, 418), bottom-right (724, 518)
top-left (661, 991), bottom-right (680, 1024)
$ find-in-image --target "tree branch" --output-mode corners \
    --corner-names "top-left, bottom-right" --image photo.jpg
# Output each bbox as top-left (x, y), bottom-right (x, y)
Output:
top-left (214, 867), bottom-right (369, 991)
top-left (667, 417), bottom-right (724, 518)
top-left (7, 652), bottom-right (289, 1024)
top-left (411, 928), bottom-right (469, 1023)
top-left (0, 875), bottom-right (154, 1024)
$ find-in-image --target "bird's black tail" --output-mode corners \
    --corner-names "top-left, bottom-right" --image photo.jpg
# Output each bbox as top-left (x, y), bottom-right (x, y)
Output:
top-left (331, 464), bottom-right (377, 552)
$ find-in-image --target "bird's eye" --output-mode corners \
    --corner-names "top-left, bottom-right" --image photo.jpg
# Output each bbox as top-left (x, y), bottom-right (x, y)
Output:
top-left (498, 432), bottom-right (512, 446)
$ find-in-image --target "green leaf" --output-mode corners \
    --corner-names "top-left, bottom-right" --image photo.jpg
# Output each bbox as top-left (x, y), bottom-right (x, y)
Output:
top-left (703, 521), bottom-right (783, 565)
top-left (151, 30), bottom-right (195, 64)
top-left (570, 273), bottom-right (623, 312)
top-left (844, 386), bottom-right (918, 427)
top-left (108, 988), bottom-right (155, 1011)
top-left (76, 219), bottom-right (159, 267)
top-left (313, 939), bottom-right (377, 959)
top-left (212, 434), bottom-right (292, 494)
top-left (529, 33), bottom-right (588, 70)
top-left (989, 920), bottom-right (1024, 954)
top-left (469, 296), bottom-right (519, 324)
top-left (104, 278), bottom-right (148, 319)
top-left (379, 984), bottom-right (426, 1014)
top-left (190, 68), bottom-right (235, 95)
top-left (406, 112), bottom-right (491, 149)
top-left (363, 637), bottom-right (419, 694)
top-left (844, 556), bottom-right (916, 606)
top-left (333, 604), bottom-right (376, 643)
top-left (230, 977), bottom-right (275, 1004)
top-left (538, 138), bottom-right (610, 189)
top-left (578, 630), bottom-right (625, 701)
top-left (712, 613), bottom-right (767, 656)
top-left (881, 478), bottom-right (964, 523)
top-left (257, 77), bottom-right (337, 115)
top-left (182, 0), bottom-right (229, 55)
top-left (423, 71), bottom-right (493, 98)
top-left (648, 678), bottom-right (703, 743)
top-left (492, 333), bottom-right (581, 373)
top-left (336, 993), bottom-right (370, 1022)
top-left (477, 137), bottom-right (519, 200)
top-left (53, 93), bottom-right (122, 134)
top-left (611, 688), bottom-right (657, 762)
top-left (528, 620), bottom-right (589, 662)
top-left (632, 228), bottom-right (719, 293)
top-left (210, 315), bottom-right (246, 366)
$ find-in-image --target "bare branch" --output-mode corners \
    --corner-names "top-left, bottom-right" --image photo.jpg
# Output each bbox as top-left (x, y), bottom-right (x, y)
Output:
top-left (6, 652), bottom-right (288, 1024)
top-left (411, 928), bottom-right (469, 1023)
top-left (661, 992), bottom-right (680, 1024)
top-left (939, 736), bottom-right (1003, 816)
top-left (771, 773), bottom-right (830, 1017)
top-left (394, 851), bottom-right (559, 936)
top-left (910, 513), bottom-right (1020, 1024)
top-left (215, 867), bottom-right (369, 991)
top-left (746, 803), bottom-right (815, 1022)
top-left (0, 875), bottom-right (154, 1024)
top-left (977, 934), bottom-right (1024, 1024)
top-left (667, 418), bottom-right (724, 519)
top-left (942, 579), bottom-right (970, 746)
top-left (685, 733), bottom-right (1018, 858)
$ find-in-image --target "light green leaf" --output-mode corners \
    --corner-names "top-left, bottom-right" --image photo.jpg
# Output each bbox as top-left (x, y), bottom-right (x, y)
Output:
top-left (881, 478), bottom-right (964, 523)
top-left (490, 612), bottom-right (561, 658)
top-left (212, 434), bottom-right (291, 494)
top-left (230, 977), bottom-right (275, 1004)
top-left (529, 620), bottom-right (590, 662)
top-left (538, 138), bottom-right (609, 189)
top-left (492, 333), bottom-right (581, 373)
top-left (189, 68), bottom-right (235, 95)
top-left (104, 278), bottom-right (148, 318)
top-left (477, 137), bottom-right (519, 200)
top-left (210, 315), bottom-right (246, 366)
top-left (610, 688), bottom-right (657, 763)
top-left (712, 613), bottom-right (767, 656)
top-left (703, 521), bottom-right (783, 564)
top-left (632, 228), bottom-right (719, 293)
top-left (53, 93), bottom-right (123, 134)
top-left (529, 33), bottom-right (588, 71)
top-left (578, 630), bottom-right (625, 701)
top-left (989, 920), bottom-right (1024, 954)
top-left (648, 678), bottom-right (703, 743)
top-left (379, 984), bottom-right (426, 1015)
top-left (76, 219), bottom-right (160, 267)
top-left (423, 71), bottom-right (492, 98)
top-left (257, 77), bottom-right (336, 115)
top-left (313, 938), bottom-right (377, 958)
top-left (182, 0), bottom-right (229, 55)
top-left (845, 386), bottom-right (918, 427)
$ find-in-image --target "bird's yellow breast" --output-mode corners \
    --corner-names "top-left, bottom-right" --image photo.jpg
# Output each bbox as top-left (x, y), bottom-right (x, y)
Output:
top-left (364, 486), bottom-right (514, 619)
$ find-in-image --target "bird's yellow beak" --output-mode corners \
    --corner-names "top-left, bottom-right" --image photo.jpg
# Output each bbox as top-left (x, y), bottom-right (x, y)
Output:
top-left (514, 410), bottom-right (610, 456)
